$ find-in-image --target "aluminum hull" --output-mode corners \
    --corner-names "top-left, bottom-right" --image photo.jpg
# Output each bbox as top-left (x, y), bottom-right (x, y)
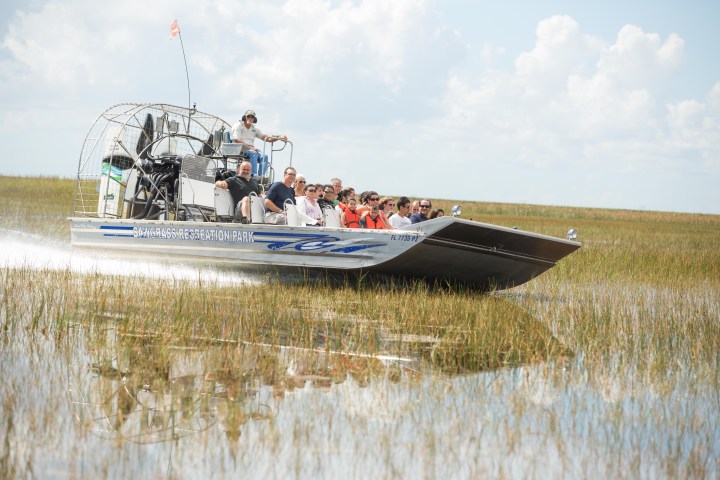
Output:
top-left (70, 216), bottom-right (580, 290)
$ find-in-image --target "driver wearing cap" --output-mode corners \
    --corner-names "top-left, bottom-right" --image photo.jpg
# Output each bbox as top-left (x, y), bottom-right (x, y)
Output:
top-left (231, 110), bottom-right (287, 151)
top-left (230, 110), bottom-right (288, 176)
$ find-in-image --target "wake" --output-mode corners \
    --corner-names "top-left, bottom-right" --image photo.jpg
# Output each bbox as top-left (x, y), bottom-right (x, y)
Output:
top-left (0, 229), bottom-right (261, 286)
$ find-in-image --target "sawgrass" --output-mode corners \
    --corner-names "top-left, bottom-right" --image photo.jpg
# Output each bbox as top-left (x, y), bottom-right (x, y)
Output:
top-left (1, 175), bottom-right (719, 478)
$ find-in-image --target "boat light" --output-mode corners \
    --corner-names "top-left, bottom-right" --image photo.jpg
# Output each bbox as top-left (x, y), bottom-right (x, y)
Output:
top-left (451, 205), bottom-right (462, 217)
top-left (567, 228), bottom-right (578, 240)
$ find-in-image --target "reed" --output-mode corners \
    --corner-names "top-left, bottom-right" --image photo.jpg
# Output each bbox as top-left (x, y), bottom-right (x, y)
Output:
top-left (1, 175), bottom-right (719, 478)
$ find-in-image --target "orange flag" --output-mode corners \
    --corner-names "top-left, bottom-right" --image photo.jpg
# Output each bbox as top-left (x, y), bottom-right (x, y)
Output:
top-left (170, 20), bottom-right (180, 39)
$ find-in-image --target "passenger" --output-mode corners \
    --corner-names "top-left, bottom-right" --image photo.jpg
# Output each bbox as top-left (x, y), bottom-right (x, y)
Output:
top-left (340, 197), bottom-right (361, 228)
top-left (230, 110), bottom-right (288, 177)
top-left (295, 184), bottom-right (324, 226)
top-left (336, 188), bottom-right (353, 214)
top-left (331, 177), bottom-right (343, 195)
top-left (314, 183), bottom-right (325, 199)
top-left (379, 197), bottom-right (395, 218)
top-left (430, 208), bottom-right (445, 219)
top-left (356, 191), bottom-right (377, 216)
top-left (409, 199), bottom-right (431, 224)
top-left (318, 184), bottom-right (336, 209)
top-left (263, 166), bottom-right (297, 224)
top-left (293, 174), bottom-right (307, 197)
top-left (363, 206), bottom-right (387, 229)
top-left (410, 200), bottom-right (420, 215)
top-left (358, 191), bottom-right (391, 229)
top-left (389, 196), bottom-right (412, 229)
top-left (214, 160), bottom-right (261, 223)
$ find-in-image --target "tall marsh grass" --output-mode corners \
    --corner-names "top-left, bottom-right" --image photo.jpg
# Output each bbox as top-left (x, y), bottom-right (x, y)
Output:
top-left (1, 175), bottom-right (719, 479)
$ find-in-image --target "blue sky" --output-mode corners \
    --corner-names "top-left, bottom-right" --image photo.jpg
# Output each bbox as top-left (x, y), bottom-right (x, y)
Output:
top-left (1, 0), bottom-right (718, 214)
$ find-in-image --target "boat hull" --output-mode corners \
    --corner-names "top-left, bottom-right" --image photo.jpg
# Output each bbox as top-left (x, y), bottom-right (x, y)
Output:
top-left (70, 216), bottom-right (580, 290)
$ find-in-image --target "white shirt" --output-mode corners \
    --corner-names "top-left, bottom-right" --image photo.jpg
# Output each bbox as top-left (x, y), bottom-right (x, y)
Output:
top-left (295, 196), bottom-right (322, 225)
top-left (230, 121), bottom-right (264, 152)
top-left (389, 214), bottom-right (411, 229)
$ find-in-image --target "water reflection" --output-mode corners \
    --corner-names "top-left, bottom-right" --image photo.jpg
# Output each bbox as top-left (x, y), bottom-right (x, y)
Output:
top-left (68, 300), bottom-right (571, 446)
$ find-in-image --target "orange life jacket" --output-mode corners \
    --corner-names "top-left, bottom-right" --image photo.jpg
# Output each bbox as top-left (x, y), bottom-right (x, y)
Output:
top-left (343, 208), bottom-right (360, 228)
top-left (364, 213), bottom-right (386, 229)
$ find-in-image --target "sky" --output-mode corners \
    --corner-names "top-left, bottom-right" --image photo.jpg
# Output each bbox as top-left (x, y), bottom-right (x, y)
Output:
top-left (1, 0), bottom-right (718, 214)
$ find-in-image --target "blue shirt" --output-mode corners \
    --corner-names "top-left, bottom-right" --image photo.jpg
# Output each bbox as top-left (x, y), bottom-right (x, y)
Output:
top-left (409, 212), bottom-right (429, 224)
top-left (264, 182), bottom-right (295, 212)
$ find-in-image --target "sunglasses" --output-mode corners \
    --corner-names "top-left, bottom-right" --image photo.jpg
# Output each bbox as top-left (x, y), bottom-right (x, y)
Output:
top-left (324, 190), bottom-right (334, 194)
top-left (307, 189), bottom-right (316, 192)
top-left (296, 180), bottom-right (306, 183)
top-left (369, 197), bottom-right (379, 201)
top-left (387, 203), bottom-right (395, 207)
top-left (420, 205), bottom-right (431, 208)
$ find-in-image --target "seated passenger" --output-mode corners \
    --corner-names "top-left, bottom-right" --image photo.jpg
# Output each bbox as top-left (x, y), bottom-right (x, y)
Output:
top-left (293, 174), bottom-right (307, 197)
top-left (389, 196), bottom-right (412, 229)
top-left (379, 196), bottom-right (395, 218)
top-left (295, 184), bottom-right (324, 226)
top-left (331, 177), bottom-right (343, 195)
top-left (363, 206), bottom-right (387, 229)
top-left (341, 197), bottom-right (361, 228)
top-left (430, 208), bottom-right (445, 219)
top-left (336, 189), bottom-right (353, 214)
top-left (263, 166), bottom-right (297, 224)
top-left (409, 199), bottom-right (431, 224)
top-left (214, 160), bottom-right (260, 223)
top-left (410, 200), bottom-right (420, 216)
top-left (318, 184), bottom-right (336, 209)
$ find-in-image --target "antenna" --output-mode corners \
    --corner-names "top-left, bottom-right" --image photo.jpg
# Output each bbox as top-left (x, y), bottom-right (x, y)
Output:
top-left (170, 20), bottom-right (192, 114)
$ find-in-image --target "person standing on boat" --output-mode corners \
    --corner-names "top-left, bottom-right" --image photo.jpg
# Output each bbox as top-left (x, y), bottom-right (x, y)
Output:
top-left (409, 199), bottom-right (432, 224)
top-left (264, 166), bottom-right (297, 224)
top-left (214, 160), bottom-right (260, 223)
top-left (230, 110), bottom-right (288, 177)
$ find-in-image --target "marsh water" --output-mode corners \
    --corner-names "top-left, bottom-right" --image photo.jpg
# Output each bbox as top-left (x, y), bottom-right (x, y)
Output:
top-left (1, 222), bottom-right (719, 479)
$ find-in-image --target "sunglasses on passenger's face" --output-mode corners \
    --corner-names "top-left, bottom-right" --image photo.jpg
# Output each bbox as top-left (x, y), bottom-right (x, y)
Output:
top-left (369, 197), bottom-right (379, 201)
top-left (307, 189), bottom-right (316, 193)
top-left (420, 205), bottom-right (431, 208)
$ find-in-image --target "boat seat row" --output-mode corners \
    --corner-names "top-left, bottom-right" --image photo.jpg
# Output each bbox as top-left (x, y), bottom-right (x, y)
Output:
top-left (213, 189), bottom-right (340, 226)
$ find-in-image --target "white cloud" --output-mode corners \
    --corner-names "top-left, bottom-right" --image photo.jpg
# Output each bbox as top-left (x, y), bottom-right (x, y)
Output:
top-left (515, 15), bottom-right (603, 86)
top-left (216, 0), bottom-right (464, 124)
top-left (597, 25), bottom-right (684, 89)
top-left (0, 2), bottom-right (718, 213)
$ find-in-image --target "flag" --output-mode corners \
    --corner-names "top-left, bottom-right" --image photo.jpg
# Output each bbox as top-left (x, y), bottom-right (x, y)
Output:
top-left (170, 20), bottom-right (180, 39)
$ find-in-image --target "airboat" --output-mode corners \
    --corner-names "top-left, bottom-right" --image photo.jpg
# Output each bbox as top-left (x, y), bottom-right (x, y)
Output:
top-left (70, 103), bottom-right (580, 290)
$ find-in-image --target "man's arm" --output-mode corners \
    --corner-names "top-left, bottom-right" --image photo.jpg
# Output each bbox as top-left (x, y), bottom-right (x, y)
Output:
top-left (264, 197), bottom-right (282, 213)
top-left (263, 133), bottom-right (288, 143)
